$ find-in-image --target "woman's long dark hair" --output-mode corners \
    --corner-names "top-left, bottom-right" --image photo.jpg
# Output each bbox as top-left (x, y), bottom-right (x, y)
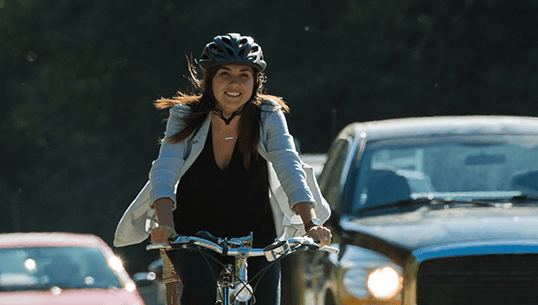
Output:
top-left (154, 58), bottom-right (289, 169)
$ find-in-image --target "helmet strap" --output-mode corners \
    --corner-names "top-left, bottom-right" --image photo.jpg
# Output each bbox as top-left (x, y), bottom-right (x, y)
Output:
top-left (213, 102), bottom-right (249, 125)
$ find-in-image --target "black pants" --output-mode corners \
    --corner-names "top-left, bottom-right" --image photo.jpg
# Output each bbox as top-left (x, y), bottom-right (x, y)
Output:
top-left (171, 248), bottom-right (281, 304)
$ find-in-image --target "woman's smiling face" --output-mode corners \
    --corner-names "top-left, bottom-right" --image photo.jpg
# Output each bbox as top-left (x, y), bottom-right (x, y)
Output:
top-left (212, 64), bottom-right (255, 116)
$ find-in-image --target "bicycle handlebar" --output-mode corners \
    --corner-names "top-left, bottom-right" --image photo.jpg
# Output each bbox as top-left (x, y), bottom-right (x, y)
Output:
top-left (146, 231), bottom-right (339, 261)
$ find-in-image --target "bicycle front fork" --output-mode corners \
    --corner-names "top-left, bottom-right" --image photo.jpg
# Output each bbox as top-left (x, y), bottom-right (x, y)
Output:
top-left (216, 261), bottom-right (254, 305)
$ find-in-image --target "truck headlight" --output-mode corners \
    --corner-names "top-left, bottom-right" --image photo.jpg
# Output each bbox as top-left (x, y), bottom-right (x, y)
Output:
top-left (366, 267), bottom-right (402, 299)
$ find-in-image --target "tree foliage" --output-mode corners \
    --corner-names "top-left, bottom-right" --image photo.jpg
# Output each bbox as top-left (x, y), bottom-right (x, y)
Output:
top-left (1, 0), bottom-right (538, 272)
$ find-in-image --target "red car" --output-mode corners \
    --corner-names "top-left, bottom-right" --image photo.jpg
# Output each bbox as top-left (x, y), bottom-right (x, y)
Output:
top-left (0, 232), bottom-right (145, 305)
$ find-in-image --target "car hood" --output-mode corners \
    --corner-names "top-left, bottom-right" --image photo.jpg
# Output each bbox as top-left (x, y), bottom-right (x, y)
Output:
top-left (0, 288), bottom-right (142, 305)
top-left (345, 205), bottom-right (538, 252)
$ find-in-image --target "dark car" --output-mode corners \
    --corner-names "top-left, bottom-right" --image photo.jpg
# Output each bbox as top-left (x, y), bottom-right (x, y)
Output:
top-left (299, 116), bottom-right (538, 305)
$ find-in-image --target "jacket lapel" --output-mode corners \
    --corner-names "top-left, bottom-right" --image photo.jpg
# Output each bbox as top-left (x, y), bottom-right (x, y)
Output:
top-left (180, 112), bottom-right (212, 178)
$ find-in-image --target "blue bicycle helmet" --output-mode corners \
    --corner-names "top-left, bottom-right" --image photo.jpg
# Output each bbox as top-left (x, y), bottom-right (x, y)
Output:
top-left (199, 33), bottom-right (267, 72)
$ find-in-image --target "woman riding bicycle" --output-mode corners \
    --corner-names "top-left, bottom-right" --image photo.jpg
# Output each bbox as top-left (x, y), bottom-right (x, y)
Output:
top-left (115, 33), bottom-right (331, 304)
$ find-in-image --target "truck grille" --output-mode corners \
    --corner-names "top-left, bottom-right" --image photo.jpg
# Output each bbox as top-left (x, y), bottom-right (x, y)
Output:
top-left (416, 254), bottom-right (538, 304)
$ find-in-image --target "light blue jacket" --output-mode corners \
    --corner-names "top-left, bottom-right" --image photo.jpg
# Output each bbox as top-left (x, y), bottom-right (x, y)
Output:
top-left (114, 100), bottom-right (330, 247)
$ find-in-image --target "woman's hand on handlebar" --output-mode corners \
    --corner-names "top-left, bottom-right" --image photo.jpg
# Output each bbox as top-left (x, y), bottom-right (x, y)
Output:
top-left (292, 202), bottom-right (332, 246)
top-left (150, 224), bottom-right (177, 245)
top-left (307, 225), bottom-right (332, 246)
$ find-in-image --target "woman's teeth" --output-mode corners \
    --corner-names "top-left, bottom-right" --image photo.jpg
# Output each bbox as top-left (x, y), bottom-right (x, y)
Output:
top-left (226, 92), bottom-right (241, 97)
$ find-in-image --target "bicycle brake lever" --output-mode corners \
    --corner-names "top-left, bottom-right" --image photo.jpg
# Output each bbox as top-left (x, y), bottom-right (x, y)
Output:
top-left (320, 245), bottom-right (340, 254)
top-left (170, 235), bottom-right (191, 244)
top-left (195, 230), bottom-right (221, 244)
top-left (168, 234), bottom-right (180, 242)
top-left (146, 243), bottom-right (171, 251)
top-left (305, 243), bottom-right (321, 250)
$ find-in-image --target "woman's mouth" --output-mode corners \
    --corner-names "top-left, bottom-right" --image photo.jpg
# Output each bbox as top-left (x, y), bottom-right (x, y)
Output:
top-left (225, 92), bottom-right (241, 97)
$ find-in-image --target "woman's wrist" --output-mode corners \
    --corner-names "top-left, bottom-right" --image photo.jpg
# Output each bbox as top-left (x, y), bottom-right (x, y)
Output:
top-left (159, 224), bottom-right (175, 231)
top-left (153, 198), bottom-right (175, 229)
top-left (304, 218), bottom-right (323, 233)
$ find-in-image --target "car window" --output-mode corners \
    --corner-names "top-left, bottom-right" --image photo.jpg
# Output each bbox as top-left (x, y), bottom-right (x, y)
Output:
top-left (347, 135), bottom-right (538, 215)
top-left (319, 137), bottom-right (352, 206)
top-left (0, 247), bottom-right (122, 291)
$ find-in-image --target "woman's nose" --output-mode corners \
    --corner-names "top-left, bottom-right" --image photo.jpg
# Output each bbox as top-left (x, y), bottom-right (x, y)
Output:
top-left (226, 74), bottom-right (243, 85)
top-left (228, 77), bottom-right (240, 85)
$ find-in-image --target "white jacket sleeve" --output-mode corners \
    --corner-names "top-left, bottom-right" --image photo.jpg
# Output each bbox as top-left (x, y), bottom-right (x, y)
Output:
top-left (263, 108), bottom-right (317, 210)
top-left (148, 105), bottom-right (190, 209)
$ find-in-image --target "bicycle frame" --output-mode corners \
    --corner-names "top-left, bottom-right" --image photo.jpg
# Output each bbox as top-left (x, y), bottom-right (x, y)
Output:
top-left (147, 231), bottom-right (339, 304)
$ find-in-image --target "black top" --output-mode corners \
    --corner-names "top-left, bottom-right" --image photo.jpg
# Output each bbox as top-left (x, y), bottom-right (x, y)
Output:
top-left (174, 128), bottom-right (276, 247)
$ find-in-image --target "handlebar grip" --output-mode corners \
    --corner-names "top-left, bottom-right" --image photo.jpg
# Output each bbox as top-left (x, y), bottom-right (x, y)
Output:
top-left (313, 235), bottom-right (334, 244)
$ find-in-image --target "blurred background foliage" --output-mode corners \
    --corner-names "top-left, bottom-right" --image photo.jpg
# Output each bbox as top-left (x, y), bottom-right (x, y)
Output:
top-left (1, 0), bottom-right (538, 272)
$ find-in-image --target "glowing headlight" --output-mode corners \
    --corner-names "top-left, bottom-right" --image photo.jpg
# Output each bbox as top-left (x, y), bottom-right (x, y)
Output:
top-left (366, 267), bottom-right (402, 299)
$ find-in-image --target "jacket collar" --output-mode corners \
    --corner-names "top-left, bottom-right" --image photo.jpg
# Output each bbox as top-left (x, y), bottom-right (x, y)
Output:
top-left (190, 111), bottom-right (213, 144)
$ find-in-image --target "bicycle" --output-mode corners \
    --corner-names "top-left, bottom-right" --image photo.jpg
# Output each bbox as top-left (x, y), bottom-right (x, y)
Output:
top-left (147, 230), bottom-right (339, 305)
